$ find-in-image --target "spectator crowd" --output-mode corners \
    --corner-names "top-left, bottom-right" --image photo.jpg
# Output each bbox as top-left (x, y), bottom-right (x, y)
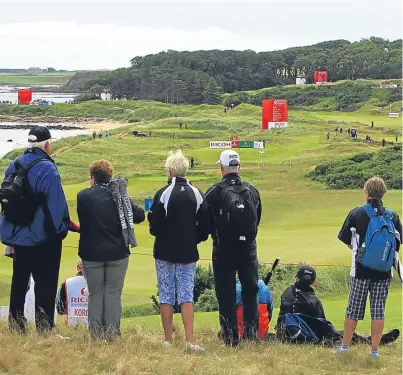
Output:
top-left (0, 126), bottom-right (401, 357)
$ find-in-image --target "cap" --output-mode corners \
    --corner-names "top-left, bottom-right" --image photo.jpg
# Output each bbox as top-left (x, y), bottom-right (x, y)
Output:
top-left (28, 125), bottom-right (51, 143)
top-left (296, 265), bottom-right (316, 285)
top-left (217, 150), bottom-right (240, 167)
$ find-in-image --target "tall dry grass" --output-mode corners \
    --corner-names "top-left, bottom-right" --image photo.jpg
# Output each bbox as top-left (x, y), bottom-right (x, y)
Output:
top-left (0, 323), bottom-right (401, 375)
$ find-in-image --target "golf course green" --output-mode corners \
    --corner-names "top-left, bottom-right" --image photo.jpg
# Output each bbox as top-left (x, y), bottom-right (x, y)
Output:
top-left (0, 100), bottom-right (401, 327)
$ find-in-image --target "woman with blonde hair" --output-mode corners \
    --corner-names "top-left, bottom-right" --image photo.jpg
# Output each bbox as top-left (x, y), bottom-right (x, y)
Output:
top-left (148, 150), bottom-right (210, 351)
top-left (77, 160), bottom-right (145, 341)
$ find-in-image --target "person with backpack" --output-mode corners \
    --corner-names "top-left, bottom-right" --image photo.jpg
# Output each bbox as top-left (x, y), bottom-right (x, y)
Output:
top-left (276, 265), bottom-right (400, 346)
top-left (335, 176), bottom-right (402, 357)
top-left (77, 160), bottom-right (145, 341)
top-left (205, 150), bottom-right (261, 346)
top-left (0, 125), bottom-right (70, 334)
top-left (148, 150), bottom-right (210, 351)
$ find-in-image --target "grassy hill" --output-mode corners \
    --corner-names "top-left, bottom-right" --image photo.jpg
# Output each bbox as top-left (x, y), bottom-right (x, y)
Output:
top-left (0, 72), bottom-right (75, 86)
top-left (0, 101), bottom-right (401, 305)
top-left (0, 100), bottom-right (401, 374)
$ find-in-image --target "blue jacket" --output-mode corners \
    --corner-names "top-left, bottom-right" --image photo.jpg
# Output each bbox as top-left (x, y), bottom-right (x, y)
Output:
top-left (236, 279), bottom-right (274, 319)
top-left (0, 148), bottom-right (70, 247)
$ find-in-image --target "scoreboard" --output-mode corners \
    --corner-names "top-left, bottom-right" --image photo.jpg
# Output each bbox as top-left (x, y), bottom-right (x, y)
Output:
top-left (262, 99), bottom-right (288, 130)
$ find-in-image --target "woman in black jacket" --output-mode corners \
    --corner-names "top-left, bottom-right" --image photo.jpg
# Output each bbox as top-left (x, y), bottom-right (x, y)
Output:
top-left (77, 160), bottom-right (145, 341)
top-left (148, 150), bottom-right (210, 351)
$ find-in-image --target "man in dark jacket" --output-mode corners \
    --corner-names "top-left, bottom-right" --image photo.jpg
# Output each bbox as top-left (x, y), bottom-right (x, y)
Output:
top-left (278, 266), bottom-right (325, 320)
top-left (206, 150), bottom-right (261, 346)
top-left (277, 265), bottom-right (400, 346)
top-left (148, 150), bottom-right (209, 352)
top-left (335, 176), bottom-right (402, 357)
top-left (0, 126), bottom-right (70, 334)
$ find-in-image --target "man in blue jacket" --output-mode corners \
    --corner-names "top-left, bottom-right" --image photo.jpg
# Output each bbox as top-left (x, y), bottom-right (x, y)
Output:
top-left (1, 126), bottom-right (70, 334)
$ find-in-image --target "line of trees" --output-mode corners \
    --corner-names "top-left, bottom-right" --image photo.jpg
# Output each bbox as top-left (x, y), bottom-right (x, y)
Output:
top-left (80, 37), bottom-right (402, 104)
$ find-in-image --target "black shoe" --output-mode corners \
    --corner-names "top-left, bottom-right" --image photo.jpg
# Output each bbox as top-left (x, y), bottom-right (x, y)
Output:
top-left (380, 329), bottom-right (400, 345)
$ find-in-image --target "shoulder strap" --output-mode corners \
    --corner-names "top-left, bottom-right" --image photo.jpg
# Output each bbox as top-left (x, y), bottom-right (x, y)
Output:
top-left (384, 208), bottom-right (393, 219)
top-left (23, 158), bottom-right (48, 173)
top-left (362, 203), bottom-right (376, 218)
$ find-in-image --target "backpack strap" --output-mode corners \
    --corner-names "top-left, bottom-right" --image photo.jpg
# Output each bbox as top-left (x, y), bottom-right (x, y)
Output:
top-left (23, 157), bottom-right (48, 173)
top-left (362, 203), bottom-right (376, 218)
top-left (384, 208), bottom-right (394, 220)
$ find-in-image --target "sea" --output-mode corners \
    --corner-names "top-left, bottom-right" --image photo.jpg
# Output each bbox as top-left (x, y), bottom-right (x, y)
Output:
top-left (0, 85), bottom-right (78, 104)
top-left (0, 126), bottom-right (89, 157)
top-left (0, 85), bottom-right (85, 157)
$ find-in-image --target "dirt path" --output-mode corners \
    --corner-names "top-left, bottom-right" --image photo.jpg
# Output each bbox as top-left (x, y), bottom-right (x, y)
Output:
top-left (53, 141), bottom-right (91, 157)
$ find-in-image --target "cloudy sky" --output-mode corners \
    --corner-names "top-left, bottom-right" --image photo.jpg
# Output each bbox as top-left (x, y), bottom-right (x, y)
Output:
top-left (0, 0), bottom-right (401, 70)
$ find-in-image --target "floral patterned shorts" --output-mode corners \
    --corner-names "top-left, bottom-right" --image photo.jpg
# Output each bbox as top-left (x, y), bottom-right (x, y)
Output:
top-left (155, 259), bottom-right (196, 305)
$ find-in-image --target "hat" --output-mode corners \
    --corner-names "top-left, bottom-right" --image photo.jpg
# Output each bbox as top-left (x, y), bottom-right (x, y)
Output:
top-left (217, 150), bottom-right (240, 167)
top-left (296, 265), bottom-right (316, 285)
top-left (28, 126), bottom-right (51, 143)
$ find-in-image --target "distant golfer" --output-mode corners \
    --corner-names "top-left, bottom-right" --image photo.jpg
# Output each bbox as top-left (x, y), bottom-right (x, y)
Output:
top-left (371, 121), bottom-right (374, 128)
top-left (382, 138), bottom-right (386, 147)
top-left (327, 132), bottom-right (330, 140)
top-left (92, 131), bottom-right (96, 140)
top-left (190, 156), bottom-right (195, 169)
top-left (335, 176), bottom-right (402, 357)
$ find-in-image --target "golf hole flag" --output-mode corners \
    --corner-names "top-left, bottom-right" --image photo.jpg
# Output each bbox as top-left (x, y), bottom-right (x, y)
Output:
top-left (262, 99), bottom-right (288, 130)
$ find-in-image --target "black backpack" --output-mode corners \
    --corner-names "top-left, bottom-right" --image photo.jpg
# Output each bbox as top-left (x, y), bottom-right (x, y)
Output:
top-left (216, 181), bottom-right (258, 245)
top-left (0, 157), bottom-right (47, 226)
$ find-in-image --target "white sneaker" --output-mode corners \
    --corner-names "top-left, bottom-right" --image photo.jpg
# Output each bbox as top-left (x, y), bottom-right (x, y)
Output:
top-left (56, 334), bottom-right (71, 340)
top-left (187, 343), bottom-right (205, 352)
top-left (163, 341), bottom-right (172, 347)
top-left (333, 346), bottom-right (349, 355)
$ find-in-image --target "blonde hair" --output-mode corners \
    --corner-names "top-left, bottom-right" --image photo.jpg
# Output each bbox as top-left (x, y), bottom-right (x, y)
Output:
top-left (364, 176), bottom-right (387, 199)
top-left (165, 150), bottom-right (189, 177)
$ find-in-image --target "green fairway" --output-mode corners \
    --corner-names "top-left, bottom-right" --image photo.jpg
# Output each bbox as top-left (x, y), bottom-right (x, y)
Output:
top-left (0, 101), bottom-right (401, 307)
top-left (0, 72), bottom-right (74, 85)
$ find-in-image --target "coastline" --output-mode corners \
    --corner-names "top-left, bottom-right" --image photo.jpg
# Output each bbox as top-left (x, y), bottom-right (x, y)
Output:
top-left (0, 115), bottom-right (128, 131)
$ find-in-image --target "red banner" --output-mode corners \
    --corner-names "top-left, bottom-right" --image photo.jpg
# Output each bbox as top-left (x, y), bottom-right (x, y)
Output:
top-left (314, 71), bottom-right (328, 84)
top-left (231, 135), bottom-right (239, 148)
top-left (18, 89), bottom-right (32, 105)
top-left (262, 99), bottom-right (288, 130)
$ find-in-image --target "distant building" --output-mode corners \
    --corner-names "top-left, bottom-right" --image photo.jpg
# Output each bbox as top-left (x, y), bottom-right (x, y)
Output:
top-left (27, 67), bottom-right (42, 75)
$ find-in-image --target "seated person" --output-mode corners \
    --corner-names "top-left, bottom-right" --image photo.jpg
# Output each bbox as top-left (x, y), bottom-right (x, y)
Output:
top-left (56, 259), bottom-right (88, 326)
top-left (236, 279), bottom-right (274, 339)
top-left (276, 265), bottom-right (399, 346)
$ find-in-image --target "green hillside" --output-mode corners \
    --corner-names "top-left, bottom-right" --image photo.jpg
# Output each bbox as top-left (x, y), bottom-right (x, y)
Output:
top-left (0, 72), bottom-right (74, 85)
top-left (0, 100), bottom-right (402, 374)
top-left (0, 101), bottom-right (401, 307)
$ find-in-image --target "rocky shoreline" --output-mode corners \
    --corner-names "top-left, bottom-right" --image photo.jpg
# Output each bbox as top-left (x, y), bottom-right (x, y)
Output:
top-left (0, 115), bottom-right (109, 130)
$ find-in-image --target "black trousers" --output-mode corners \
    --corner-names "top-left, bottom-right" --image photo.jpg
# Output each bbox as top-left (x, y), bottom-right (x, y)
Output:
top-left (213, 251), bottom-right (259, 345)
top-left (9, 237), bottom-right (62, 333)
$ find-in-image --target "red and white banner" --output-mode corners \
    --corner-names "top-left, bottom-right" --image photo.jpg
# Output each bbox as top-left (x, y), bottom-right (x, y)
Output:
top-left (262, 99), bottom-right (288, 130)
top-left (231, 135), bottom-right (239, 148)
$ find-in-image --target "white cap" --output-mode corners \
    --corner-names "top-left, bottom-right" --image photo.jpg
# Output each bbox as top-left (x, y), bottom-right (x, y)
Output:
top-left (216, 150), bottom-right (240, 167)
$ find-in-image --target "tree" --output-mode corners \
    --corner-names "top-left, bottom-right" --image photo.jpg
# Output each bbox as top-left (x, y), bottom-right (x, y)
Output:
top-left (203, 77), bottom-right (222, 104)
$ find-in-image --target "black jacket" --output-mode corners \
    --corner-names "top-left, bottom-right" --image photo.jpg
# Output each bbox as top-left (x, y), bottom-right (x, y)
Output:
top-left (277, 284), bottom-right (326, 325)
top-left (148, 177), bottom-right (210, 264)
top-left (77, 184), bottom-right (145, 261)
top-left (338, 199), bottom-right (402, 280)
top-left (205, 173), bottom-right (261, 257)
